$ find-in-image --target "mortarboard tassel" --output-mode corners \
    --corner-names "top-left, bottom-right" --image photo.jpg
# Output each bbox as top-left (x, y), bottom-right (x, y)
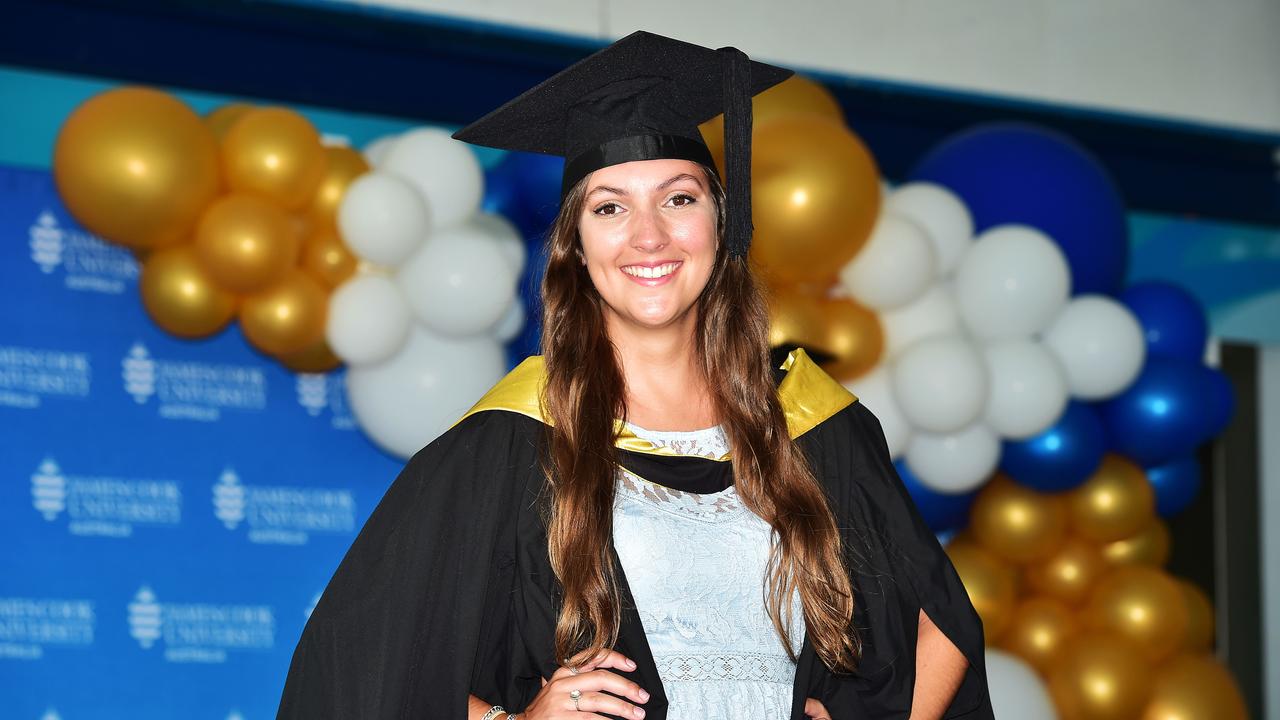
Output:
top-left (717, 46), bottom-right (754, 260)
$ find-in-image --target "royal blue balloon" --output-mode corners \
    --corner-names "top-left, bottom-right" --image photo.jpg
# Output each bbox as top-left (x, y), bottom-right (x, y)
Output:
top-left (505, 151), bottom-right (565, 227)
top-left (1145, 455), bottom-right (1202, 517)
top-left (895, 459), bottom-right (977, 534)
top-left (1119, 282), bottom-right (1208, 361)
top-left (1198, 364), bottom-right (1235, 441)
top-left (505, 237), bottom-right (549, 367)
top-left (1099, 356), bottom-right (1207, 466)
top-left (1000, 401), bottom-right (1106, 492)
top-left (908, 122), bottom-right (1128, 295)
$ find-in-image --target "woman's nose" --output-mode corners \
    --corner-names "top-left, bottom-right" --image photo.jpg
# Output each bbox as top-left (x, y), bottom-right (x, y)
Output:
top-left (629, 207), bottom-right (670, 252)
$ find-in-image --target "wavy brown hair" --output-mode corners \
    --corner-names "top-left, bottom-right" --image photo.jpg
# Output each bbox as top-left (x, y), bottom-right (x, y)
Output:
top-left (539, 163), bottom-right (858, 673)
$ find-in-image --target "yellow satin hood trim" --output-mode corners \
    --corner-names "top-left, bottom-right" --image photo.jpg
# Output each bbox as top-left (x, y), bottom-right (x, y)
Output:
top-left (455, 349), bottom-right (856, 459)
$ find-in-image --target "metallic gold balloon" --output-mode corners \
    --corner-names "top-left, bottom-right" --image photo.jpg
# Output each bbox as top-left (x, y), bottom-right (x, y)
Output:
top-left (998, 596), bottom-right (1077, 676)
top-left (700, 74), bottom-right (845, 170)
top-left (1084, 566), bottom-right (1189, 661)
top-left (768, 286), bottom-right (828, 351)
top-left (1176, 580), bottom-right (1215, 653)
top-left (1069, 454), bottom-right (1156, 543)
top-left (1025, 536), bottom-right (1107, 605)
top-left (749, 115), bottom-right (881, 284)
top-left (970, 475), bottom-right (1069, 565)
top-left (1101, 519), bottom-right (1171, 568)
top-left (139, 245), bottom-right (237, 338)
top-left (279, 337), bottom-right (343, 374)
top-left (54, 87), bottom-right (220, 250)
top-left (239, 271), bottom-right (328, 357)
top-left (205, 103), bottom-right (254, 141)
top-left (1048, 633), bottom-right (1153, 720)
top-left (221, 107), bottom-right (327, 210)
top-left (301, 229), bottom-right (358, 290)
top-left (946, 541), bottom-right (1018, 643)
top-left (1141, 653), bottom-right (1247, 720)
top-left (309, 146), bottom-right (370, 228)
top-left (194, 194), bottom-right (301, 294)
top-left (818, 297), bottom-right (883, 381)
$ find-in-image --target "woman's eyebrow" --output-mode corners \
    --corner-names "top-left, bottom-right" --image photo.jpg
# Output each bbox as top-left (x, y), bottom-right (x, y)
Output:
top-left (585, 173), bottom-right (705, 201)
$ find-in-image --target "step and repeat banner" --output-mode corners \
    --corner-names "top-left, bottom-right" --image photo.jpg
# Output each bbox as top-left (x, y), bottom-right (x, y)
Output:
top-left (0, 163), bottom-right (403, 719)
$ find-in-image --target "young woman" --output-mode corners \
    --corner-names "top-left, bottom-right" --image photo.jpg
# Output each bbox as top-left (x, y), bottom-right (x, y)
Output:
top-left (278, 31), bottom-right (991, 720)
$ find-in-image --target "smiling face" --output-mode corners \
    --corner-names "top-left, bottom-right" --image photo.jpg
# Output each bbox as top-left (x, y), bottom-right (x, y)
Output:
top-left (578, 158), bottom-right (720, 334)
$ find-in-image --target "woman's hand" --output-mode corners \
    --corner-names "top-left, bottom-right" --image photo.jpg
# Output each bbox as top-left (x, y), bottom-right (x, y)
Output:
top-left (804, 698), bottom-right (832, 720)
top-left (521, 649), bottom-right (650, 719)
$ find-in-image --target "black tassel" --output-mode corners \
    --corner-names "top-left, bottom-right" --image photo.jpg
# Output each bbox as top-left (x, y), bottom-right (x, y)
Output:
top-left (717, 46), bottom-right (753, 260)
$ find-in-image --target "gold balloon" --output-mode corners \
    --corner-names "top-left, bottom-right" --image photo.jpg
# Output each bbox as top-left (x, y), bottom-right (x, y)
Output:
top-left (221, 107), bottom-right (327, 210)
top-left (700, 74), bottom-right (845, 170)
top-left (768, 285), bottom-right (828, 350)
top-left (970, 475), bottom-right (1069, 565)
top-left (818, 297), bottom-right (883, 381)
top-left (194, 194), bottom-right (301, 294)
top-left (1142, 654), bottom-right (1248, 720)
top-left (301, 229), bottom-right (358, 289)
top-left (1101, 519), bottom-right (1171, 567)
top-left (1177, 580), bottom-right (1215, 653)
top-left (1084, 566), bottom-right (1189, 661)
top-left (1025, 536), bottom-right (1107, 605)
top-left (1069, 454), bottom-right (1156, 543)
top-left (946, 541), bottom-right (1018, 643)
top-left (54, 86), bottom-right (220, 250)
top-left (749, 115), bottom-right (881, 284)
top-left (998, 596), bottom-right (1077, 676)
top-left (309, 146), bottom-right (370, 228)
top-left (239, 271), bottom-right (328, 356)
top-left (1048, 633), bottom-right (1153, 720)
top-left (280, 337), bottom-right (343, 374)
top-left (139, 245), bottom-right (238, 338)
top-left (205, 103), bottom-right (254, 141)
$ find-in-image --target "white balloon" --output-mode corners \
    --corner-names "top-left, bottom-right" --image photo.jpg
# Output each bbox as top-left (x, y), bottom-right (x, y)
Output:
top-left (346, 327), bottom-right (507, 458)
top-left (884, 182), bottom-right (974, 277)
top-left (843, 367), bottom-right (911, 458)
top-left (986, 649), bottom-right (1059, 720)
top-left (381, 127), bottom-right (484, 228)
top-left (906, 422), bottom-right (1000, 493)
top-left (954, 225), bottom-right (1070, 339)
top-left (397, 224), bottom-right (519, 337)
top-left (1042, 295), bottom-right (1146, 399)
top-left (982, 340), bottom-right (1069, 439)
top-left (838, 213), bottom-right (937, 311)
top-left (469, 212), bottom-right (527, 276)
top-left (891, 335), bottom-right (988, 433)
top-left (880, 283), bottom-right (962, 359)
top-left (337, 172), bottom-right (431, 266)
top-left (492, 296), bottom-right (527, 343)
top-left (326, 275), bottom-right (413, 366)
top-left (362, 134), bottom-right (399, 168)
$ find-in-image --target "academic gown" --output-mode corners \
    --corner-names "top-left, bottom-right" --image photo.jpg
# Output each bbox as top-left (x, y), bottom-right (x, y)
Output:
top-left (277, 350), bottom-right (993, 720)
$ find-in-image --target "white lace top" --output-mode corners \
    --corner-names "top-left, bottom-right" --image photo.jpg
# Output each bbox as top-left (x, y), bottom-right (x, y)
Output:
top-left (613, 424), bottom-right (804, 719)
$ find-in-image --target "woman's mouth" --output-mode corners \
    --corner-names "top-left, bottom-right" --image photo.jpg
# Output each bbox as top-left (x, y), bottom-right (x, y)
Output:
top-left (621, 261), bottom-right (682, 285)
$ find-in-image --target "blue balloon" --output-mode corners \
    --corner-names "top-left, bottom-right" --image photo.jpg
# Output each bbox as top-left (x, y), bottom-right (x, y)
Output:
top-left (1000, 401), bottom-right (1106, 492)
top-left (505, 237), bottom-right (549, 367)
top-left (505, 151), bottom-right (565, 227)
top-left (1145, 456), bottom-right (1202, 517)
top-left (895, 459), bottom-right (977, 534)
top-left (1099, 356), bottom-right (1208, 466)
top-left (1198, 364), bottom-right (1235, 441)
top-left (1120, 282), bottom-right (1208, 361)
top-left (909, 122), bottom-right (1128, 295)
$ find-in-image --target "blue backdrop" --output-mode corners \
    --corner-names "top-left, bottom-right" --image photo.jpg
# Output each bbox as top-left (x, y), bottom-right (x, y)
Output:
top-left (0, 163), bottom-right (403, 719)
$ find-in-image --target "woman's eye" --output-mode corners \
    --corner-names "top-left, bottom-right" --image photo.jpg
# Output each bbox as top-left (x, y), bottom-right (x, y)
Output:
top-left (669, 193), bottom-right (696, 207)
top-left (592, 202), bottom-right (622, 216)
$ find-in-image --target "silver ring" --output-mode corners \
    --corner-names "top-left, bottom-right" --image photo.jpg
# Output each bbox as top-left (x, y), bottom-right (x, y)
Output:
top-left (567, 665), bottom-right (580, 675)
top-left (569, 688), bottom-right (582, 711)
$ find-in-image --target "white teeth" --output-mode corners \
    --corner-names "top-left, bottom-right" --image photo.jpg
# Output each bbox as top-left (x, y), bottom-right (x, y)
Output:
top-left (623, 262), bottom-right (679, 279)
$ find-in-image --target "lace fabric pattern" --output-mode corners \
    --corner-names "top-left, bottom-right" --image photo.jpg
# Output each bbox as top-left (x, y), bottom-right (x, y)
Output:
top-left (614, 424), bottom-right (803, 720)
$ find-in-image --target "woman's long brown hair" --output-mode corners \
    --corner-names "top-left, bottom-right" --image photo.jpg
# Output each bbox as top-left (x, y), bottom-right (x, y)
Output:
top-left (539, 164), bottom-right (859, 673)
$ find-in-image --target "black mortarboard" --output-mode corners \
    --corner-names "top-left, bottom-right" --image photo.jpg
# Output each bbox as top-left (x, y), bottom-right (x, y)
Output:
top-left (452, 30), bottom-right (793, 258)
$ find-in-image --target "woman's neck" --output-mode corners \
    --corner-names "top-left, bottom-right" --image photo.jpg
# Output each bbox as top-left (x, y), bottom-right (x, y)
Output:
top-left (606, 312), bottom-right (718, 432)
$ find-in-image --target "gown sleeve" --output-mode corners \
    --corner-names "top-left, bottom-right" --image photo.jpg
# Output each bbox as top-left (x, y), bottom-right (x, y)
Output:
top-left (276, 410), bottom-right (547, 719)
top-left (801, 400), bottom-right (993, 720)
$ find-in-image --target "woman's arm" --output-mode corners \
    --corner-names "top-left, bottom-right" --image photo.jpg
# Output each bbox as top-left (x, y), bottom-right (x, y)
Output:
top-left (909, 609), bottom-right (970, 720)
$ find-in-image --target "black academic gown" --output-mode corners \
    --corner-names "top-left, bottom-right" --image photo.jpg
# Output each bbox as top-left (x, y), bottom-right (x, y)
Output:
top-left (277, 351), bottom-right (993, 719)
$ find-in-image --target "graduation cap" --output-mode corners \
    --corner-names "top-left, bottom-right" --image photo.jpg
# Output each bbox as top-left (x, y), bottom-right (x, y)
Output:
top-left (452, 30), bottom-right (793, 258)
